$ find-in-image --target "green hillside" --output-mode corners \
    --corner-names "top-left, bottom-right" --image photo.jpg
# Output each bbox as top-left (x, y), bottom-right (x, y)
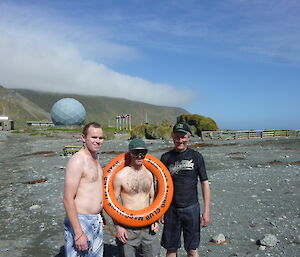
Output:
top-left (14, 88), bottom-right (189, 126)
top-left (0, 86), bottom-right (50, 127)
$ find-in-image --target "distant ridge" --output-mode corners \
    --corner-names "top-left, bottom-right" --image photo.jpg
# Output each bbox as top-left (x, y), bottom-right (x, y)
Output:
top-left (13, 88), bottom-right (189, 126)
top-left (0, 86), bottom-right (50, 126)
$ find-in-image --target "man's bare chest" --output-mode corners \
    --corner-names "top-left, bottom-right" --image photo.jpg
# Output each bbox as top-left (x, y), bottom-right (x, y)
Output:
top-left (124, 173), bottom-right (152, 194)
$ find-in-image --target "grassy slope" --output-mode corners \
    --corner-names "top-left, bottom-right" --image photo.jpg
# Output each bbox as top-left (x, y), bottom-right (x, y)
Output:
top-left (0, 86), bottom-right (50, 127)
top-left (14, 88), bottom-right (189, 125)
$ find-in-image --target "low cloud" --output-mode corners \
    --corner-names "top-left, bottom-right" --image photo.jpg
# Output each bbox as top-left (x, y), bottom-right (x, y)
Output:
top-left (0, 21), bottom-right (193, 107)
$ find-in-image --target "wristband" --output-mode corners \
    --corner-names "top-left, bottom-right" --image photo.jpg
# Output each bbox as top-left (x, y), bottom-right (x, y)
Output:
top-left (75, 232), bottom-right (84, 242)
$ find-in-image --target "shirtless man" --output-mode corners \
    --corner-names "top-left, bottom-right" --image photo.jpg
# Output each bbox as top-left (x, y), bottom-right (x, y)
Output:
top-left (63, 122), bottom-right (104, 257)
top-left (113, 138), bottom-right (160, 257)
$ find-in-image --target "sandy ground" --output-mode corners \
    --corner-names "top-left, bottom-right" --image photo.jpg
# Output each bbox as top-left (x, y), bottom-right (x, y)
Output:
top-left (0, 131), bottom-right (299, 257)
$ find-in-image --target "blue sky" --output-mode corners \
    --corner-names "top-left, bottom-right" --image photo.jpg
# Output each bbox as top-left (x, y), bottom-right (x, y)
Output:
top-left (0, 0), bottom-right (299, 130)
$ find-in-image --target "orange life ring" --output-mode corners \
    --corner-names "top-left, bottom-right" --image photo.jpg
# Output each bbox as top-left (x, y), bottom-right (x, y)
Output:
top-left (103, 153), bottom-right (173, 227)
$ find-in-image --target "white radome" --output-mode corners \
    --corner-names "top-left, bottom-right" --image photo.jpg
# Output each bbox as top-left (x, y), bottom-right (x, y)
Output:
top-left (51, 98), bottom-right (86, 125)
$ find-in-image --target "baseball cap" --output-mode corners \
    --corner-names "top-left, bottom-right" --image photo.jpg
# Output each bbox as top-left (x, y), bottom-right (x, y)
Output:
top-left (172, 123), bottom-right (191, 134)
top-left (128, 138), bottom-right (148, 151)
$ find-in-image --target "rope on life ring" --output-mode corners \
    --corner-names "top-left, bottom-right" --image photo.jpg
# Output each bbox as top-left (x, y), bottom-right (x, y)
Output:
top-left (103, 153), bottom-right (173, 227)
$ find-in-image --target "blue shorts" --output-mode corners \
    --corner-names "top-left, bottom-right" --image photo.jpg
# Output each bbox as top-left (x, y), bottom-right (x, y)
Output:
top-left (161, 203), bottom-right (201, 252)
top-left (64, 214), bottom-right (103, 257)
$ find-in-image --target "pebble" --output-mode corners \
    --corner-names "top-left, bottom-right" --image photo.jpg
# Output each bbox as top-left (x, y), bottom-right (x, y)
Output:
top-left (259, 234), bottom-right (279, 247)
top-left (211, 233), bottom-right (226, 244)
top-left (294, 235), bottom-right (300, 245)
top-left (258, 245), bottom-right (266, 251)
top-left (29, 204), bottom-right (40, 211)
top-left (40, 223), bottom-right (45, 232)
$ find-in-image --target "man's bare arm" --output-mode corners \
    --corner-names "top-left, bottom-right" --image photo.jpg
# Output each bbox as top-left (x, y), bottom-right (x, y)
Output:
top-left (149, 172), bottom-right (159, 232)
top-left (149, 176), bottom-right (155, 204)
top-left (200, 180), bottom-right (211, 227)
top-left (113, 172), bottom-right (122, 201)
top-left (63, 154), bottom-right (88, 250)
top-left (113, 171), bottom-right (128, 243)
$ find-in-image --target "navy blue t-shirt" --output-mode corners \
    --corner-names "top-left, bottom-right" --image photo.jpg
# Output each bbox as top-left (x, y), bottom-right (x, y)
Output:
top-left (161, 148), bottom-right (208, 208)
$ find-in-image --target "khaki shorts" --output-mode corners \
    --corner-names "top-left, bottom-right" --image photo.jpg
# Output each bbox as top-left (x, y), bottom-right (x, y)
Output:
top-left (116, 226), bottom-right (160, 257)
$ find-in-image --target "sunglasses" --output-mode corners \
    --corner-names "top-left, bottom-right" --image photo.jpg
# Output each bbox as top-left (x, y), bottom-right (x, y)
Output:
top-left (130, 149), bottom-right (147, 158)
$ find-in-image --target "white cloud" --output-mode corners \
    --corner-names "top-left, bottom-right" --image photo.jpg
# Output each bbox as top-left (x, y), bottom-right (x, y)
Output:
top-left (0, 7), bottom-right (194, 107)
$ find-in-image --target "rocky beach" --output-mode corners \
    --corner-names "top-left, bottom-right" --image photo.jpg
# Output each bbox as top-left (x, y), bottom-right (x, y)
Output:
top-left (0, 131), bottom-right (299, 257)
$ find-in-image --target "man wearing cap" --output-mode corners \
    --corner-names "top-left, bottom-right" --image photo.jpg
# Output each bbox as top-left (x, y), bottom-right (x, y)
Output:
top-left (113, 138), bottom-right (160, 257)
top-left (160, 123), bottom-right (211, 257)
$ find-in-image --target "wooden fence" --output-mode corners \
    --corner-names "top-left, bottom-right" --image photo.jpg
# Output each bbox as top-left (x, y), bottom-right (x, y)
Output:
top-left (63, 130), bottom-right (299, 155)
top-left (202, 129), bottom-right (300, 140)
top-left (63, 145), bottom-right (82, 156)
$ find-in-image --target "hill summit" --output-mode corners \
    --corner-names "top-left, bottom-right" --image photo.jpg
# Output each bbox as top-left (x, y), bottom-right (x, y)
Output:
top-left (1, 86), bottom-right (189, 127)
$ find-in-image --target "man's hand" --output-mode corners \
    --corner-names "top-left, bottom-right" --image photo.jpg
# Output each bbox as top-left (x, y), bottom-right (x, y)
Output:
top-left (200, 211), bottom-right (210, 227)
top-left (100, 211), bottom-right (107, 228)
top-left (158, 215), bottom-right (164, 224)
top-left (116, 225), bottom-right (128, 243)
top-left (150, 222), bottom-right (159, 233)
top-left (74, 232), bottom-right (89, 251)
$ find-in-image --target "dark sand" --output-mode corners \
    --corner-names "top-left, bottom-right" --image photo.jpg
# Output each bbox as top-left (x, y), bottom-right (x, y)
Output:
top-left (0, 132), bottom-right (299, 257)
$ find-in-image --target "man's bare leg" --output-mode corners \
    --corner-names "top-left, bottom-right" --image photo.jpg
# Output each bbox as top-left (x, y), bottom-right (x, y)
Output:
top-left (187, 249), bottom-right (199, 257)
top-left (166, 249), bottom-right (177, 257)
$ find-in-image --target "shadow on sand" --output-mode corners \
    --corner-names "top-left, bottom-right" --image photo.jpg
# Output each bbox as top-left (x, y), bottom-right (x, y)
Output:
top-left (54, 243), bottom-right (119, 257)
